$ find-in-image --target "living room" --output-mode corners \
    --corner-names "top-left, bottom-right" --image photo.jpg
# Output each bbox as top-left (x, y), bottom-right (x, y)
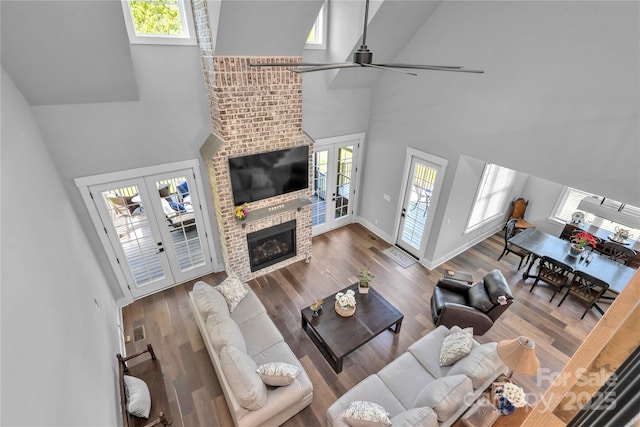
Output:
top-left (2, 1), bottom-right (639, 426)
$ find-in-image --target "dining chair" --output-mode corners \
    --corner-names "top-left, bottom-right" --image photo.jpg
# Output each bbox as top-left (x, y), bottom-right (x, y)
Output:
top-left (497, 219), bottom-right (531, 270)
top-left (602, 241), bottom-right (637, 265)
top-left (557, 270), bottom-right (610, 319)
top-left (530, 256), bottom-right (573, 302)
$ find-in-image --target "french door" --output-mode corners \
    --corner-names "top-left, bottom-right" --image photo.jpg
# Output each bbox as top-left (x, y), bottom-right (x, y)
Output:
top-left (396, 150), bottom-right (448, 258)
top-left (76, 161), bottom-right (215, 300)
top-left (312, 134), bottom-right (364, 235)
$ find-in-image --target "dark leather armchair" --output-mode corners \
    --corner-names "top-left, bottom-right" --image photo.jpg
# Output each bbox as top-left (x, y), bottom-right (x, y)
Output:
top-left (430, 269), bottom-right (513, 335)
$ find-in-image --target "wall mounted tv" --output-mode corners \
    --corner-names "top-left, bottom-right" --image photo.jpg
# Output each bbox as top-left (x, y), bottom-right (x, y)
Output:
top-left (228, 145), bottom-right (309, 206)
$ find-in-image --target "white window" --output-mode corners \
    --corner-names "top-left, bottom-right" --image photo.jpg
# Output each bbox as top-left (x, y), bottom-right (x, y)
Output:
top-left (121, 0), bottom-right (196, 45)
top-left (465, 163), bottom-right (517, 232)
top-left (305, 2), bottom-right (326, 49)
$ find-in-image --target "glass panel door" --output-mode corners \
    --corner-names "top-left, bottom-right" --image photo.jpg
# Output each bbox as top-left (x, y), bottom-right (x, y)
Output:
top-left (397, 158), bottom-right (438, 257)
top-left (93, 179), bottom-right (174, 297)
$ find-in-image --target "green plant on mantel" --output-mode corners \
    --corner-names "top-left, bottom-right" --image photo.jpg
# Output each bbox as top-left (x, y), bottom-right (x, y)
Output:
top-left (358, 268), bottom-right (375, 288)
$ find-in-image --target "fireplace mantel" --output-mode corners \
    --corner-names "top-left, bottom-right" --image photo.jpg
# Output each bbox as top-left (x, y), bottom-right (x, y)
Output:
top-left (236, 198), bottom-right (311, 228)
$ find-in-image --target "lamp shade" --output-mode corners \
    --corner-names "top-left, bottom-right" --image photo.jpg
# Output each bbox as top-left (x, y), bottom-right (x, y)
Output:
top-left (497, 336), bottom-right (540, 376)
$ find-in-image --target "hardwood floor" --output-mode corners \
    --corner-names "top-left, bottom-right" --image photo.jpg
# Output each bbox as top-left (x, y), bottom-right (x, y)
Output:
top-left (122, 223), bottom-right (600, 426)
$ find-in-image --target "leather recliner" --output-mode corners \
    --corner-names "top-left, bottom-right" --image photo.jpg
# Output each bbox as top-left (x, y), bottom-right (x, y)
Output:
top-left (430, 269), bottom-right (513, 335)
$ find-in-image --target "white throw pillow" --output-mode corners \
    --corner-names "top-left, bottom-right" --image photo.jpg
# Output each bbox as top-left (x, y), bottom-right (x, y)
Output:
top-left (439, 327), bottom-right (473, 366)
top-left (220, 345), bottom-right (267, 410)
top-left (215, 273), bottom-right (248, 312)
top-left (123, 375), bottom-right (151, 418)
top-left (255, 362), bottom-right (301, 386)
top-left (342, 401), bottom-right (391, 427)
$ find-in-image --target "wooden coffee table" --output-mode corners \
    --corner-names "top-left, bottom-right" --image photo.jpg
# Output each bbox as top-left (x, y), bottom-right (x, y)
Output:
top-left (301, 284), bottom-right (404, 373)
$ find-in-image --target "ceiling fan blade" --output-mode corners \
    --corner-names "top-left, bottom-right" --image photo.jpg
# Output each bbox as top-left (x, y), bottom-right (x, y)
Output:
top-left (292, 63), bottom-right (360, 73)
top-left (375, 64), bottom-right (484, 73)
top-left (361, 63), bottom-right (417, 77)
top-left (249, 63), bottom-right (329, 67)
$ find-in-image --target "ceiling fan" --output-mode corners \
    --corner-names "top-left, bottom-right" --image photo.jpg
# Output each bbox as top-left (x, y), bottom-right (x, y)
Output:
top-left (250, 0), bottom-right (483, 76)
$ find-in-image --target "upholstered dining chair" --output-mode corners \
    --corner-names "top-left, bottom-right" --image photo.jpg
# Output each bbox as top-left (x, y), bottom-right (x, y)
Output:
top-left (530, 256), bottom-right (573, 302)
top-left (602, 241), bottom-right (637, 265)
top-left (498, 219), bottom-right (531, 269)
top-left (508, 197), bottom-right (534, 230)
top-left (557, 270), bottom-right (610, 319)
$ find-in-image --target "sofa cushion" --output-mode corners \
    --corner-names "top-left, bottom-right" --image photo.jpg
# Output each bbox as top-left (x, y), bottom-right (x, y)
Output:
top-left (389, 407), bottom-right (438, 427)
top-left (215, 273), bottom-right (248, 312)
top-left (123, 375), bottom-right (151, 418)
top-left (255, 362), bottom-right (301, 386)
top-left (206, 315), bottom-right (246, 354)
top-left (192, 281), bottom-right (229, 319)
top-left (413, 374), bottom-right (473, 422)
top-left (326, 375), bottom-right (406, 425)
top-left (448, 342), bottom-right (505, 389)
top-left (220, 345), bottom-right (267, 410)
top-left (343, 401), bottom-right (391, 427)
top-left (439, 327), bottom-right (473, 366)
top-left (377, 353), bottom-right (437, 409)
top-left (238, 312), bottom-right (284, 357)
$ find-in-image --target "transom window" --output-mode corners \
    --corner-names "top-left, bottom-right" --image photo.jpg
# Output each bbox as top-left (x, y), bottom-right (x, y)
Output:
top-left (465, 163), bottom-right (517, 232)
top-left (121, 0), bottom-right (196, 45)
top-left (305, 2), bottom-right (326, 49)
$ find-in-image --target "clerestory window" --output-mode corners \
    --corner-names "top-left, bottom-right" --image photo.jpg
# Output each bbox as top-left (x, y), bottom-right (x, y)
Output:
top-left (121, 0), bottom-right (196, 45)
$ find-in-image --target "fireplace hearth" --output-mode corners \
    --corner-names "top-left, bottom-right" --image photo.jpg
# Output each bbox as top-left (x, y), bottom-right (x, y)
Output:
top-left (247, 220), bottom-right (297, 272)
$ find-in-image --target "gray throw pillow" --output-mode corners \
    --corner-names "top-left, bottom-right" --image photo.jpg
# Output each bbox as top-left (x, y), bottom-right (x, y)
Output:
top-left (439, 327), bottom-right (473, 366)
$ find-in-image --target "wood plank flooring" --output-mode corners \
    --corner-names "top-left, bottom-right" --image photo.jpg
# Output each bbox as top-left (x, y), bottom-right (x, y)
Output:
top-left (122, 223), bottom-right (599, 426)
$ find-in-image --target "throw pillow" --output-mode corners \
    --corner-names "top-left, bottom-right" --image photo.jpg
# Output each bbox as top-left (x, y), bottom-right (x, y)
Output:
top-left (206, 315), bottom-right (247, 354)
top-left (220, 345), bottom-right (267, 410)
top-left (215, 273), bottom-right (248, 312)
top-left (192, 281), bottom-right (230, 319)
top-left (255, 362), bottom-right (301, 386)
top-left (389, 407), bottom-right (438, 427)
top-left (439, 327), bottom-right (473, 367)
top-left (123, 375), bottom-right (151, 418)
top-left (413, 375), bottom-right (473, 422)
top-left (342, 401), bottom-right (391, 427)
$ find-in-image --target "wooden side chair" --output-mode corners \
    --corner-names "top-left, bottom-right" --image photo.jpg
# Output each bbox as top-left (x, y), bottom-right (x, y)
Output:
top-left (530, 256), bottom-right (573, 302)
top-left (497, 218), bottom-right (531, 269)
top-left (602, 241), bottom-right (637, 265)
top-left (557, 270), bottom-right (609, 319)
top-left (508, 197), bottom-right (534, 230)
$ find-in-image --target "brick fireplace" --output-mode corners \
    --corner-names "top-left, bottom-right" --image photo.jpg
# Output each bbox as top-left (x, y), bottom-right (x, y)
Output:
top-left (193, 0), bottom-right (312, 281)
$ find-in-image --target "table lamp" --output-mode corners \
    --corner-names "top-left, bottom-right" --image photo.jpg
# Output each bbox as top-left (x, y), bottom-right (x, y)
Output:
top-left (497, 336), bottom-right (540, 379)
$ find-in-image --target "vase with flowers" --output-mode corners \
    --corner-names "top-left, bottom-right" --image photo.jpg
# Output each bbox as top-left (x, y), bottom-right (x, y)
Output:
top-left (234, 203), bottom-right (249, 221)
top-left (570, 230), bottom-right (597, 256)
top-left (335, 289), bottom-right (356, 317)
top-left (498, 382), bottom-right (527, 415)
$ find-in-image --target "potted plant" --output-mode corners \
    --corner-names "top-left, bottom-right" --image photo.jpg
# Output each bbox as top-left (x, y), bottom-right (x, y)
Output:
top-left (358, 268), bottom-right (375, 293)
top-left (570, 230), bottom-right (597, 256)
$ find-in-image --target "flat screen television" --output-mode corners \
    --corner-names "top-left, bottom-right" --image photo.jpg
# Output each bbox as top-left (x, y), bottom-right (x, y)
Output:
top-left (228, 145), bottom-right (309, 206)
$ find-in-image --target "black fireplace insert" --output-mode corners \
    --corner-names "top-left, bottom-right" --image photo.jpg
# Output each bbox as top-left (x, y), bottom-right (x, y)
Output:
top-left (247, 220), bottom-right (296, 272)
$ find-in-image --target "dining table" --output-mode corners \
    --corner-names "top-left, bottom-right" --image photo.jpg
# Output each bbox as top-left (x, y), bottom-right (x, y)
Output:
top-left (508, 228), bottom-right (637, 295)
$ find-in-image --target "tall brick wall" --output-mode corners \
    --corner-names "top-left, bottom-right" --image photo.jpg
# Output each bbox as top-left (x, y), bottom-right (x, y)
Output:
top-left (192, 2), bottom-right (312, 280)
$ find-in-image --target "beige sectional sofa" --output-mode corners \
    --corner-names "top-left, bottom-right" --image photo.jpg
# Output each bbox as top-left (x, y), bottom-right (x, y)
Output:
top-left (189, 279), bottom-right (313, 427)
top-left (326, 325), bottom-right (507, 427)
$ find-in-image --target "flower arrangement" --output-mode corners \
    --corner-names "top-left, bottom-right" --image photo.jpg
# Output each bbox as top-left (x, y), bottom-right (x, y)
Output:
top-left (234, 203), bottom-right (249, 220)
top-left (358, 268), bottom-right (375, 288)
top-left (571, 230), bottom-right (597, 249)
top-left (335, 289), bottom-right (356, 308)
top-left (502, 382), bottom-right (527, 408)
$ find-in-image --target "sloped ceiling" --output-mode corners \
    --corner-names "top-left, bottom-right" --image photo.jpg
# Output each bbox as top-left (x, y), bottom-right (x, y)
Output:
top-left (1, 0), bottom-right (137, 106)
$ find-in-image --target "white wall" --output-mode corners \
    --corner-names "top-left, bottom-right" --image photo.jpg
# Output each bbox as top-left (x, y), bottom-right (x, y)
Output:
top-left (30, 45), bottom-right (221, 298)
top-left (1, 68), bottom-right (121, 426)
top-left (359, 1), bottom-right (639, 266)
